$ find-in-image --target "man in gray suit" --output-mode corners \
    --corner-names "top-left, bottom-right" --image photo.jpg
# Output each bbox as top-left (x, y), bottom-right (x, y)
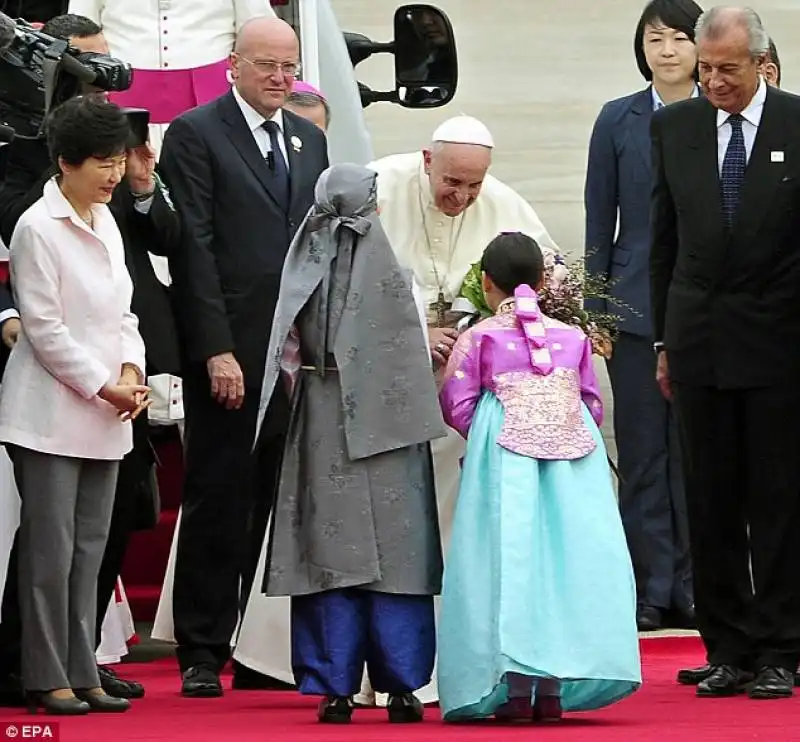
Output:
top-left (584, 0), bottom-right (702, 632)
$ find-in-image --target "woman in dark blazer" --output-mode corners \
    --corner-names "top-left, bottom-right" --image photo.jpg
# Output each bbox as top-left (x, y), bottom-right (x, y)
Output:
top-left (583, 0), bottom-right (702, 634)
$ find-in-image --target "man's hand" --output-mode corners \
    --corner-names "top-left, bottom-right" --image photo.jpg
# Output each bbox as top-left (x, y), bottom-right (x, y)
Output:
top-left (207, 352), bottom-right (245, 409)
top-left (429, 327), bottom-right (459, 368)
top-left (118, 363), bottom-right (143, 387)
top-left (656, 350), bottom-right (672, 400)
top-left (126, 144), bottom-right (157, 195)
top-left (1, 318), bottom-right (21, 349)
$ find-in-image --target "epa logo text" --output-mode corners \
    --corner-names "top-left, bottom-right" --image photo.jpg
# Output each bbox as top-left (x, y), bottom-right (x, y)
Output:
top-left (4, 723), bottom-right (59, 740)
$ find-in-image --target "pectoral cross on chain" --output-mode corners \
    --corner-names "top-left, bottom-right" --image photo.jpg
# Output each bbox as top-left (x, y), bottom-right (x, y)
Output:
top-left (433, 291), bottom-right (448, 327)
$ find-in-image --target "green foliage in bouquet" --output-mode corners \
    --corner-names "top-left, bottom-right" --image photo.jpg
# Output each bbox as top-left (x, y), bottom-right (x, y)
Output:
top-left (457, 261), bottom-right (493, 318)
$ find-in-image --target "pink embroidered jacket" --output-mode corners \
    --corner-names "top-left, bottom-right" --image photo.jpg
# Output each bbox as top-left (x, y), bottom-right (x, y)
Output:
top-left (439, 285), bottom-right (603, 461)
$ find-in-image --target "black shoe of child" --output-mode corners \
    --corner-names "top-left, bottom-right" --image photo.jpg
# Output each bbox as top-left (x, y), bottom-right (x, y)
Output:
top-left (387, 693), bottom-right (424, 723)
top-left (317, 696), bottom-right (353, 723)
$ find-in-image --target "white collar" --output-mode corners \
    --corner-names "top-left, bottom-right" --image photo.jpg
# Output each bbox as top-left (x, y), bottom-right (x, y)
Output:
top-left (497, 296), bottom-right (515, 313)
top-left (716, 78), bottom-right (767, 129)
top-left (232, 85), bottom-right (284, 134)
top-left (651, 84), bottom-right (699, 110)
top-left (42, 176), bottom-right (103, 229)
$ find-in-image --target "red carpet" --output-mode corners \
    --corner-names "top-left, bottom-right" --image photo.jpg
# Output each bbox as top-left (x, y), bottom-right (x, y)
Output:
top-left (3, 636), bottom-right (799, 741)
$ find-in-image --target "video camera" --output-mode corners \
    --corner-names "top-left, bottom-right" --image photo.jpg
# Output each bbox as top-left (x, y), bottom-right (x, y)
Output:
top-left (0, 12), bottom-right (133, 140)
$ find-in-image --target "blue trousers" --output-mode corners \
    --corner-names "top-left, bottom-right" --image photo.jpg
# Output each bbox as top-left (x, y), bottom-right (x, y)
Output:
top-left (291, 588), bottom-right (435, 697)
top-left (607, 332), bottom-right (692, 612)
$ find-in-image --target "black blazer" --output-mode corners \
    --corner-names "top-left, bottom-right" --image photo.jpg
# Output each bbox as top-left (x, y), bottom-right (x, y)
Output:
top-left (1, 1), bottom-right (67, 21)
top-left (0, 136), bottom-right (182, 376)
top-left (159, 91), bottom-right (329, 388)
top-left (650, 86), bottom-right (800, 388)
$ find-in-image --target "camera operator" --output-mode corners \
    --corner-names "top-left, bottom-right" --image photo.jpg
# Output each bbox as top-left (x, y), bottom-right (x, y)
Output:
top-left (0, 14), bottom-right (108, 243)
top-left (0, 13), bottom-right (181, 706)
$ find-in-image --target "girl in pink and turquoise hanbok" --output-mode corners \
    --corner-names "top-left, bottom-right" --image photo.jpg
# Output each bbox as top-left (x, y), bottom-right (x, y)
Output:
top-left (438, 232), bottom-right (641, 723)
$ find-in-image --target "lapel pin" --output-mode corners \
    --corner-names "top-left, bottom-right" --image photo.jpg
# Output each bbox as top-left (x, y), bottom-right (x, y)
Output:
top-left (291, 136), bottom-right (303, 152)
top-left (771, 151), bottom-right (785, 162)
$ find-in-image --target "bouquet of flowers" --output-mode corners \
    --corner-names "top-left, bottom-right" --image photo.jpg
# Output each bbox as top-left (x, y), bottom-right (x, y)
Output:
top-left (457, 251), bottom-right (636, 359)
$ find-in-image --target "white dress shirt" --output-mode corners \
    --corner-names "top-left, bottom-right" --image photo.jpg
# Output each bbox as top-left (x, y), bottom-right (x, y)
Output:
top-left (67, 0), bottom-right (275, 70)
top-left (716, 78), bottom-right (767, 173)
top-left (0, 178), bottom-right (146, 460)
top-left (232, 86), bottom-right (290, 169)
top-left (651, 84), bottom-right (700, 111)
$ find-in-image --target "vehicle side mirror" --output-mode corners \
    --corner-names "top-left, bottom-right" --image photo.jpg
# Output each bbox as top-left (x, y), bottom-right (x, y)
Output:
top-left (343, 32), bottom-right (392, 68)
top-left (393, 4), bottom-right (457, 108)
top-left (342, 4), bottom-right (458, 109)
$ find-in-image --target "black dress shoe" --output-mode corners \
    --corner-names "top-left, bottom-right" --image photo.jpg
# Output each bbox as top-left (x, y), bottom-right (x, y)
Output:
top-left (677, 664), bottom-right (712, 685)
top-left (696, 665), bottom-right (752, 697)
top-left (637, 606), bottom-right (662, 632)
top-left (98, 666), bottom-right (145, 699)
top-left (748, 666), bottom-right (793, 699)
top-left (181, 666), bottom-right (223, 698)
top-left (387, 693), bottom-right (424, 723)
top-left (74, 689), bottom-right (131, 713)
top-left (317, 696), bottom-right (353, 723)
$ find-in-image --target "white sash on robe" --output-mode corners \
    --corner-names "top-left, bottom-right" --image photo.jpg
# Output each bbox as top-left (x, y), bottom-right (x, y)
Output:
top-left (96, 579), bottom-right (136, 665)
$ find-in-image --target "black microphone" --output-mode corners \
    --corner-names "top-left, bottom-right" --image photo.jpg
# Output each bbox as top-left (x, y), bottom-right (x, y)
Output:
top-left (58, 51), bottom-right (99, 85)
top-left (0, 124), bottom-right (14, 144)
top-left (267, 151), bottom-right (275, 171)
top-left (0, 11), bottom-right (17, 52)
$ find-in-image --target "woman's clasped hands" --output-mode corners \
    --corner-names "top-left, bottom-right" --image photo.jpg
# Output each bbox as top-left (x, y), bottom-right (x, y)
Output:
top-left (99, 363), bottom-right (151, 422)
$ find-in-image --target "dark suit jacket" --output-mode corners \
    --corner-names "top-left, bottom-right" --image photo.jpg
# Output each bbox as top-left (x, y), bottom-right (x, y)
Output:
top-left (0, 135), bottom-right (182, 376)
top-left (585, 88), bottom-right (654, 336)
top-left (158, 91), bottom-right (329, 388)
top-left (650, 86), bottom-right (800, 388)
top-left (3, 1), bottom-right (67, 21)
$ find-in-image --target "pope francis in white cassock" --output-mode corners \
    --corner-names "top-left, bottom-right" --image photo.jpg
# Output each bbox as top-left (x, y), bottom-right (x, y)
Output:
top-left (223, 115), bottom-right (562, 706)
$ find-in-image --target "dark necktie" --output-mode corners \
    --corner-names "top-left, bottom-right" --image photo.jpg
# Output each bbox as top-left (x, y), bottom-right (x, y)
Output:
top-left (262, 120), bottom-right (290, 210)
top-left (721, 113), bottom-right (746, 230)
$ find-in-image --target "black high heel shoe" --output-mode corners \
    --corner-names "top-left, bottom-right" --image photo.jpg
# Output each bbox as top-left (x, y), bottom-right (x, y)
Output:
top-left (26, 691), bottom-right (90, 715)
top-left (74, 689), bottom-right (131, 713)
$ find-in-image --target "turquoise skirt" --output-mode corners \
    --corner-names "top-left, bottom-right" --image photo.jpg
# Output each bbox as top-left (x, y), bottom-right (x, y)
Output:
top-left (437, 392), bottom-right (642, 721)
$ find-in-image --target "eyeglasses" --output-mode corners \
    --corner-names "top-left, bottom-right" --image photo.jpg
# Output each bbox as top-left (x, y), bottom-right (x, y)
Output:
top-left (237, 55), bottom-right (301, 77)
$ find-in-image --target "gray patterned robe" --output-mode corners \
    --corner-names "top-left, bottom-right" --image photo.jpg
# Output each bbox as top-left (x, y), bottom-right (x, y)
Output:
top-left (257, 164), bottom-right (447, 597)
